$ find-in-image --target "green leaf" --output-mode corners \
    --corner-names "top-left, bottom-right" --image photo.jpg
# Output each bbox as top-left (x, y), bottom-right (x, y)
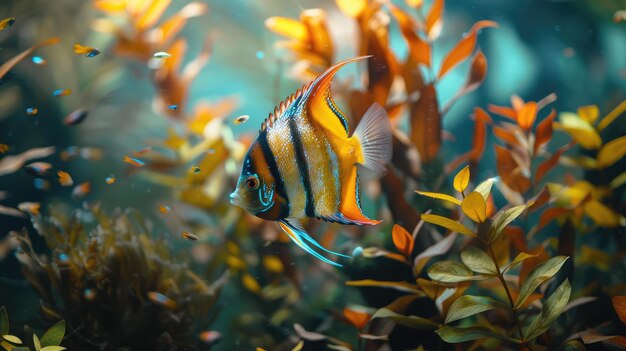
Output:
top-left (460, 246), bottom-right (497, 275)
top-left (487, 205), bottom-right (526, 242)
top-left (40, 346), bottom-right (66, 351)
top-left (371, 308), bottom-right (438, 330)
top-left (1, 335), bottom-right (21, 344)
top-left (428, 261), bottom-right (482, 283)
top-left (474, 177), bottom-right (496, 200)
top-left (557, 340), bottom-right (586, 351)
top-left (420, 214), bottom-right (476, 237)
top-left (0, 307), bottom-right (8, 336)
top-left (33, 333), bottom-right (41, 351)
top-left (346, 280), bottom-right (424, 295)
top-left (503, 252), bottom-right (538, 273)
top-left (515, 256), bottom-right (569, 309)
top-left (525, 279), bottom-right (571, 340)
top-left (40, 320), bottom-right (65, 347)
top-left (436, 326), bottom-right (520, 343)
top-left (445, 295), bottom-right (502, 324)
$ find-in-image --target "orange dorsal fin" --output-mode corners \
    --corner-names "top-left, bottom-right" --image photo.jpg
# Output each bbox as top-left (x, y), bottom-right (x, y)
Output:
top-left (339, 167), bottom-right (381, 225)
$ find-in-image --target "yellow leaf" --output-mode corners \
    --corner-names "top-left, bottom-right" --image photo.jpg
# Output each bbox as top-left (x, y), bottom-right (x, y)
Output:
top-left (453, 165), bottom-right (470, 193)
top-left (421, 213), bottom-right (476, 237)
top-left (597, 100), bottom-right (626, 131)
top-left (265, 16), bottom-right (308, 41)
top-left (242, 273), bottom-right (261, 294)
top-left (336, 0), bottom-right (366, 17)
top-left (406, 0), bottom-right (423, 7)
top-left (578, 245), bottom-right (610, 270)
top-left (461, 192), bottom-right (487, 223)
top-left (262, 255), bottom-right (284, 273)
top-left (291, 340), bottom-right (304, 351)
top-left (610, 170), bottom-right (626, 189)
top-left (597, 136), bottom-right (626, 168)
top-left (415, 191), bottom-right (461, 205)
top-left (584, 200), bottom-right (625, 228)
top-left (577, 105), bottom-right (599, 124)
top-left (2, 334), bottom-right (21, 344)
top-left (555, 113), bottom-right (602, 149)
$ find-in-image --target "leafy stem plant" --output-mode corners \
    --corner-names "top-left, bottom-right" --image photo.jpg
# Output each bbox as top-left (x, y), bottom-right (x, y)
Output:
top-left (0, 307), bottom-right (66, 351)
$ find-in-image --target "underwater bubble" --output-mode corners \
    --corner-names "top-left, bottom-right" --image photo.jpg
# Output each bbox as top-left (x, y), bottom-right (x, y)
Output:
top-left (105, 176), bottom-right (116, 184)
top-left (168, 104), bottom-right (178, 111)
top-left (153, 51), bottom-right (172, 58)
top-left (31, 56), bottom-right (46, 65)
top-left (199, 330), bottom-right (222, 345)
top-left (0, 17), bottom-right (15, 31)
top-left (233, 115), bottom-right (249, 125)
top-left (52, 88), bottom-right (72, 97)
top-left (25, 162), bottom-right (52, 177)
top-left (352, 246), bottom-right (364, 257)
top-left (192, 166), bottom-right (201, 174)
top-left (26, 107), bottom-right (38, 116)
top-left (255, 51), bottom-right (264, 60)
top-left (123, 155), bottom-right (145, 167)
top-left (64, 108), bottom-right (88, 126)
top-left (181, 231), bottom-right (199, 241)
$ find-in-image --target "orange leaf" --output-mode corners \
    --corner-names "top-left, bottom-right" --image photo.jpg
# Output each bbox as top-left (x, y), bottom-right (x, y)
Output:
top-left (437, 20), bottom-right (497, 79)
top-left (390, 5), bottom-right (431, 67)
top-left (137, 0), bottom-right (172, 29)
top-left (410, 84), bottom-right (440, 162)
top-left (492, 126), bottom-right (519, 145)
top-left (470, 107), bottom-right (490, 161)
top-left (265, 16), bottom-right (308, 41)
top-left (533, 109), bottom-right (557, 154)
top-left (392, 224), bottom-right (414, 256)
top-left (343, 307), bottom-right (371, 329)
top-left (613, 296), bottom-right (626, 325)
top-left (537, 207), bottom-right (569, 232)
top-left (535, 143), bottom-right (572, 184)
top-left (488, 104), bottom-right (517, 120)
top-left (528, 187), bottom-right (551, 213)
top-left (495, 145), bottom-right (530, 193)
top-left (425, 0), bottom-right (444, 39)
top-left (517, 101), bottom-right (537, 130)
top-left (0, 37), bottom-right (60, 80)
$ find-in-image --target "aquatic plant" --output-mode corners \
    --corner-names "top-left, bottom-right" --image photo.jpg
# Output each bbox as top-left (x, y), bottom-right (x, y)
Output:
top-left (13, 203), bottom-right (225, 350)
top-left (1, 306), bottom-right (66, 351)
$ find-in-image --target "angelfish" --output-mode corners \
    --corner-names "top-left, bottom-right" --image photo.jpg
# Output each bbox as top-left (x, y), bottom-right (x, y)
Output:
top-left (229, 56), bottom-right (392, 266)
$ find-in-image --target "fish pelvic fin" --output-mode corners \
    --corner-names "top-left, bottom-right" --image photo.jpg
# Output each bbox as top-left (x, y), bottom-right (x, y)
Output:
top-left (339, 167), bottom-right (382, 226)
top-left (278, 218), bottom-right (350, 267)
top-left (351, 103), bottom-right (392, 176)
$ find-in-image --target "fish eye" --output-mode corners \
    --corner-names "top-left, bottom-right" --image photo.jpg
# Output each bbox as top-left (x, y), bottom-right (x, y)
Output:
top-left (245, 176), bottom-right (259, 190)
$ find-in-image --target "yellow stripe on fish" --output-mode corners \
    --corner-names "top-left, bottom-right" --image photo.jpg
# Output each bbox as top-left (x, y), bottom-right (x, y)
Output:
top-left (230, 56), bottom-right (392, 267)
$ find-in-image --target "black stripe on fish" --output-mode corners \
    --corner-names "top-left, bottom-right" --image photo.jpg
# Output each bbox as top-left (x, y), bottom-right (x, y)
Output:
top-left (326, 94), bottom-right (349, 134)
top-left (288, 117), bottom-right (315, 217)
top-left (258, 131), bottom-right (290, 218)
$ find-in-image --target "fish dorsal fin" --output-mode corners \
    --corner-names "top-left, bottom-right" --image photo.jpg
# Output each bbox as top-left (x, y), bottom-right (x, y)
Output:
top-left (302, 56), bottom-right (371, 138)
top-left (260, 83), bottom-right (311, 133)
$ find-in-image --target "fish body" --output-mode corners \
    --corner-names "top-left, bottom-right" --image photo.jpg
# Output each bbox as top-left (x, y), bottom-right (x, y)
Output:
top-left (230, 56), bottom-right (392, 266)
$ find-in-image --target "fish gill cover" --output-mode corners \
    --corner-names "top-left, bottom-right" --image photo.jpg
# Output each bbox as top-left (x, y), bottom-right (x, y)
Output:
top-left (0, 0), bottom-right (625, 350)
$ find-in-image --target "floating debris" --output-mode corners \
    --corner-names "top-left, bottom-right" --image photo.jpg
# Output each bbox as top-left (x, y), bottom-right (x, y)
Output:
top-left (64, 108), bottom-right (88, 126)
top-left (191, 166), bottom-right (201, 174)
top-left (25, 162), bottom-right (52, 177)
top-left (159, 204), bottom-right (171, 213)
top-left (52, 88), bottom-right (72, 97)
top-left (33, 178), bottom-right (50, 190)
top-left (32, 56), bottom-right (47, 65)
top-left (105, 176), bottom-right (116, 184)
top-left (233, 114), bottom-right (250, 125)
top-left (153, 51), bottom-right (172, 58)
top-left (180, 231), bottom-right (199, 241)
top-left (0, 144), bottom-right (8, 153)
top-left (168, 104), bottom-right (178, 111)
top-left (83, 288), bottom-right (96, 301)
top-left (57, 170), bottom-right (74, 186)
top-left (147, 291), bottom-right (178, 309)
top-left (17, 202), bottom-right (41, 216)
top-left (352, 246), bottom-right (364, 257)
top-left (198, 330), bottom-right (222, 345)
top-left (0, 17), bottom-right (15, 31)
top-left (74, 43), bottom-right (101, 57)
top-left (60, 146), bottom-right (103, 161)
top-left (123, 155), bottom-right (145, 167)
top-left (72, 182), bottom-right (91, 198)
top-left (615, 10), bottom-right (626, 23)
top-left (26, 107), bottom-right (38, 116)
top-left (133, 147), bottom-right (152, 156)
top-left (255, 51), bottom-right (265, 60)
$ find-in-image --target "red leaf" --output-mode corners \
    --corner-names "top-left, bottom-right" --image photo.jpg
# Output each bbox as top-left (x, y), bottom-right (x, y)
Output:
top-left (535, 142), bottom-right (573, 184)
top-left (437, 20), bottom-right (497, 79)
top-left (492, 126), bottom-right (519, 145)
top-left (343, 307), bottom-right (371, 330)
top-left (612, 296), bottom-right (626, 325)
top-left (495, 145), bottom-right (530, 193)
top-left (517, 102), bottom-right (537, 130)
top-left (533, 109), bottom-right (557, 154)
top-left (488, 104), bottom-right (517, 120)
top-left (410, 84), bottom-right (441, 162)
top-left (390, 5), bottom-right (431, 67)
top-left (392, 224), bottom-right (414, 257)
top-left (537, 207), bottom-right (569, 232)
top-left (469, 108), bottom-right (489, 162)
top-left (425, 0), bottom-right (444, 38)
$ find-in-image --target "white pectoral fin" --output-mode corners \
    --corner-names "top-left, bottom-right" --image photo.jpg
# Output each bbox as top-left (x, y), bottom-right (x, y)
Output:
top-left (278, 218), bottom-right (350, 267)
top-left (353, 103), bottom-right (393, 176)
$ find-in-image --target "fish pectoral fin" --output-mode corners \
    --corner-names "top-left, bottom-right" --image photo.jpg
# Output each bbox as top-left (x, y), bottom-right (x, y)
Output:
top-left (352, 103), bottom-right (393, 176)
top-left (339, 167), bottom-right (382, 226)
top-left (278, 219), bottom-right (350, 266)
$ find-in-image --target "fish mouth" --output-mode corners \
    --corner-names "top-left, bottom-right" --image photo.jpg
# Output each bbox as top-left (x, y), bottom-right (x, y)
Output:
top-left (229, 192), bottom-right (240, 206)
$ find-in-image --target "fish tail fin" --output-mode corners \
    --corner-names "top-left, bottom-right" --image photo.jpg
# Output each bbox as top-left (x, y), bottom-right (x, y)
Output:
top-left (339, 167), bottom-right (382, 226)
top-left (352, 103), bottom-right (392, 176)
top-left (278, 219), bottom-right (349, 267)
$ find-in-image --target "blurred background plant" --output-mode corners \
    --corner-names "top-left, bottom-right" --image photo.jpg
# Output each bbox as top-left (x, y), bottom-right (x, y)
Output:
top-left (0, 0), bottom-right (625, 350)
